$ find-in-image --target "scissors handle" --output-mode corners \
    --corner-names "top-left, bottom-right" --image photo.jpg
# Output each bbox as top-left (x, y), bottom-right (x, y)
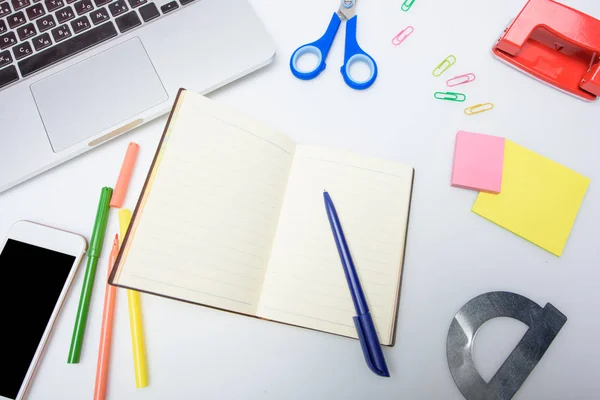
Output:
top-left (290, 13), bottom-right (341, 80)
top-left (341, 16), bottom-right (378, 90)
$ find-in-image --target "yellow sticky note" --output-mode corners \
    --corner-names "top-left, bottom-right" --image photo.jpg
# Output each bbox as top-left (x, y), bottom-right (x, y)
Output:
top-left (472, 140), bottom-right (590, 256)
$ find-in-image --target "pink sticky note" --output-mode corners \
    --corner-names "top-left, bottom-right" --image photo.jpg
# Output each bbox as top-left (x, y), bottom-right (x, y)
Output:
top-left (452, 131), bottom-right (505, 193)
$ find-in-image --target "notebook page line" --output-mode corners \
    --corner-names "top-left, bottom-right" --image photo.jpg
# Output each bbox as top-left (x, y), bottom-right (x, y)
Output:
top-left (267, 258), bottom-right (392, 289)
top-left (262, 278), bottom-right (389, 318)
top-left (141, 263), bottom-right (260, 292)
top-left (262, 307), bottom-right (355, 329)
top-left (271, 279), bottom-right (387, 311)
top-left (262, 306), bottom-right (384, 337)
top-left (135, 226), bottom-right (268, 263)
top-left (131, 275), bottom-right (254, 306)
top-left (265, 269), bottom-right (386, 300)
top-left (211, 114), bottom-right (294, 155)
top-left (299, 156), bottom-right (409, 178)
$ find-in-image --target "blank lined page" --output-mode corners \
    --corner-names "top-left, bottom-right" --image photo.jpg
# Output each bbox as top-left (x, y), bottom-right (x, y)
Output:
top-left (117, 93), bottom-right (296, 316)
top-left (257, 146), bottom-right (413, 344)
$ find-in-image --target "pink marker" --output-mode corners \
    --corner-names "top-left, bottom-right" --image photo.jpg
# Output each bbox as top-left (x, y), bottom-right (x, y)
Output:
top-left (110, 142), bottom-right (139, 208)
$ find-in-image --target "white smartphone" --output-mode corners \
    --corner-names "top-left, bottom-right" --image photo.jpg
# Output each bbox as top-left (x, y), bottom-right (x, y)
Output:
top-left (0, 220), bottom-right (86, 400)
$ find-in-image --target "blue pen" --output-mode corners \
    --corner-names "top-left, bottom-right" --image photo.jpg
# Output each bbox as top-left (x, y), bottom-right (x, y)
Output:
top-left (323, 191), bottom-right (390, 377)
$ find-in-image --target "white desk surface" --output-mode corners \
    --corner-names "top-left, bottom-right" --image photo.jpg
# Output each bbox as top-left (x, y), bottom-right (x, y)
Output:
top-left (1, 0), bottom-right (599, 399)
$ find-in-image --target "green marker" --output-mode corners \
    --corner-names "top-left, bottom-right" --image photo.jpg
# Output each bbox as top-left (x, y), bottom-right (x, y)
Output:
top-left (68, 187), bottom-right (112, 364)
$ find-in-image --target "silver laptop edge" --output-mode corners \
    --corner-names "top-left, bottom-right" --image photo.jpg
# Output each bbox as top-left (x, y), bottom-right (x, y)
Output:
top-left (0, 0), bottom-right (275, 193)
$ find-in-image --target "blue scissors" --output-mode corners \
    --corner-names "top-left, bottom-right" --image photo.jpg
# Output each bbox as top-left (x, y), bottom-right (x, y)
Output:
top-left (290, 0), bottom-right (378, 90)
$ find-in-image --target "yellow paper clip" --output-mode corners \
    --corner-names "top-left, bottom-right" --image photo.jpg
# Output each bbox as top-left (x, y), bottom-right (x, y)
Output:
top-left (432, 55), bottom-right (456, 77)
top-left (464, 103), bottom-right (494, 115)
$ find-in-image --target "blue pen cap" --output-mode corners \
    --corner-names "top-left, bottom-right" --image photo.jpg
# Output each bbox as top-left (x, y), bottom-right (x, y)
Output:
top-left (353, 312), bottom-right (390, 377)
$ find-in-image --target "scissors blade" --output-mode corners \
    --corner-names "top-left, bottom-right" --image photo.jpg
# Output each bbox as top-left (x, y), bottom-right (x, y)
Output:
top-left (337, 0), bottom-right (356, 21)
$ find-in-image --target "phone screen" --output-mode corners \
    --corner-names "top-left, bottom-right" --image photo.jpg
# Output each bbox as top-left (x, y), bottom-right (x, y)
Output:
top-left (0, 239), bottom-right (76, 399)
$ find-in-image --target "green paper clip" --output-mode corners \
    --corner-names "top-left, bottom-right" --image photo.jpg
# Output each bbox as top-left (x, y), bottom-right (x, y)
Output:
top-left (432, 55), bottom-right (456, 77)
top-left (402, 0), bottom-right (416, 12)
top-left (434, 92), bottom-right (466, 102)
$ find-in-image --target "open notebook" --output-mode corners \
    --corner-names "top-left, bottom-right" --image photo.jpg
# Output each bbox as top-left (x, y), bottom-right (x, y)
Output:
top-left (110, 90), bottom-right (414, 345)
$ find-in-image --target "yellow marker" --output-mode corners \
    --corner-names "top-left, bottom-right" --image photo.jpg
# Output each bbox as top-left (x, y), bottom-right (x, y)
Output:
top-left (119, 209), bottom-right (149, 388)
top-left (472, 140), bottom-right (590, 256)
top-left (118, 208), bottom-right (132, 243)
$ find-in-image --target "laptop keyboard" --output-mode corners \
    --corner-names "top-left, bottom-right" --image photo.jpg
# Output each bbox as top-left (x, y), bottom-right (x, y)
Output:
top-left (0, 0), bottom-right (192, 90)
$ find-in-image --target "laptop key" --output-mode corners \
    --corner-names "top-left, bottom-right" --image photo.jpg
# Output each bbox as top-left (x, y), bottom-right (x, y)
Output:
top-left (108, 0), bottom-right (126, 17)
top-left (7, 11), bottom-right (26, 28)
top-left (160, 1), bottom-right (176, 14)
top-left (45, 0), bottom-right (62, 11)
top-left (16, 22), bottom-right (36, 40)
top-left (89, 6), bottom-right (107, 24)
top-left (0, 2), bottom-right (10, 17)
top-left (126, 0), bottom-right (144, 8)
top-left (26, 3), bottom-right (44, 19)
top-left (10, 0), bottom-right (29, 11)
top-left (0, 50), bottom-right (12, 67)
top-left (55, 5), bottom-right (73, 22)
top-left (36, 14), bottom-right (56, 31)
top-left (0, 65), bottom-right (18, 88)
top-left (19, 21), bottom-right (117, 76)
top-left (180, 0), bottom-right (194, 5)
top-left (138, 2), bottom-right (157, 22)
top-left (70, 14), bottom-right (89, 33)
top-left (0, 21), bottom-right (7, 34)
top-left (50, 23), bottom-right (70, 42)
top-left (73, 0), bottom-right (92, 15)
top-left (115, 10), bottom-right (139, 33)
top-left (12, 41), bottom-right (32, 60)
top-left (66, 0), bottom-right (76, 3)
top-left (32, 32), bottom-right (51, 50)
top-left (0, 31), bottom-right (17, 49)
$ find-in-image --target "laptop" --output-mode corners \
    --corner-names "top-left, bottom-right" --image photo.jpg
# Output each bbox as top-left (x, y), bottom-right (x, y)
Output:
top-left (0, 0), bottom-right (275, 193)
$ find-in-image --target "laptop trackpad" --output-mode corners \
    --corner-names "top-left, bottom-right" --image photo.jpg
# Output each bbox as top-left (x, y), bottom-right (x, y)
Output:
top-left (31, 38), bottom-right (168, 153)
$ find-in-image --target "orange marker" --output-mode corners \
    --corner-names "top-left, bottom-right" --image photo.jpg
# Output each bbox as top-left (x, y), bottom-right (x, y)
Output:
top-left (110, 142), bottom-right (140, 208)
top-left (93, 234), bottom-right (119, 400)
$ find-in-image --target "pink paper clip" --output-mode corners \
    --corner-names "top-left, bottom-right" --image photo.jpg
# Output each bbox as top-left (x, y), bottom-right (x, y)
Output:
top-left (446, 73), bottom-right (476, 87)
top-left (392, 26), bottom-right (414, 46)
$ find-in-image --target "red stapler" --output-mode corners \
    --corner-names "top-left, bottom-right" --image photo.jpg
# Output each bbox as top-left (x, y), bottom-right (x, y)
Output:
top-left (493, 0), bottom-right (600, 101)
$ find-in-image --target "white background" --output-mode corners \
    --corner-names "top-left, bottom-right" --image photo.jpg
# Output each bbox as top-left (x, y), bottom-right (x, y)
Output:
top-left (1, 0), bottom-right (599, 399)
